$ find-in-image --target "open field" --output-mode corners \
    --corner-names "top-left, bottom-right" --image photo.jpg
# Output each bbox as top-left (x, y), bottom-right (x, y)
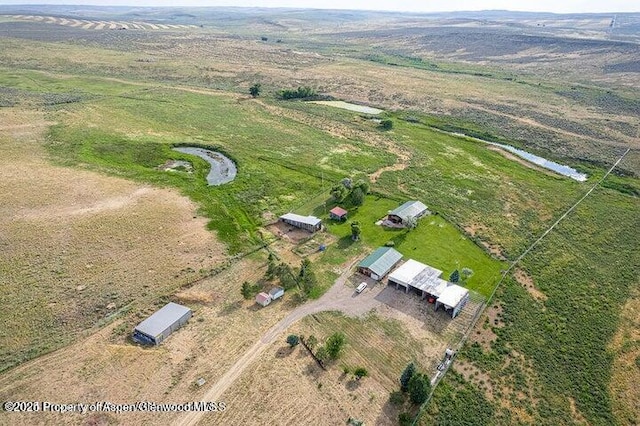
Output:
top-left (0, 108), bottom-right (226, 372)
top-left (0, 6), bottom-right (638, 426)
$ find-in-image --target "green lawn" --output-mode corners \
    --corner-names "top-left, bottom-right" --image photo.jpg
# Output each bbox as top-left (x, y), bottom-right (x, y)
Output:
top-left (306, 195), bottom-right (503, 298)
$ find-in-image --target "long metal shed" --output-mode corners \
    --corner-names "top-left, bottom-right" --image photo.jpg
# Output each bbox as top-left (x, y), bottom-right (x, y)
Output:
top-left (132, 302), bottom-right (192, 345)
top-left (358, 247), bottom-right (403, 280)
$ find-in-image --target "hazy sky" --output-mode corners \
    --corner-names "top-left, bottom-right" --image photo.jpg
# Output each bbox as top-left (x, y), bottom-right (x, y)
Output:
top-left (0, 0), bottom-right (637, 14)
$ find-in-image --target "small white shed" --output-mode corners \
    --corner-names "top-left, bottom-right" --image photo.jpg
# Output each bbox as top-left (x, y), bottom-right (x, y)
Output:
top-left (269, 287), bottom-right (285, 300)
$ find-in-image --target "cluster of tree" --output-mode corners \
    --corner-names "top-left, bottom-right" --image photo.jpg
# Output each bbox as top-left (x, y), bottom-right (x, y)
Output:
top-left (449, 267), bottom-right (473, 284)
top-left (330, 177), bottom-right (370, 207)
top-left (343, 365), bottom-right (368, 381)
top-left (240, 281), bottom-right (263, 300)
top-left (263, 253), bottom-right (318, 300)
top-left (304, 332), bottom-right (346, 362)
top-left (392, 362), bottom-right (432, 424)
top-left (277, 86), bottom-right (317, 100)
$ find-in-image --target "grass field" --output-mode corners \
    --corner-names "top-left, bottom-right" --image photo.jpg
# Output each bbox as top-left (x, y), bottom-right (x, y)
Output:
top-left (0, 108), bottom-right (226, 372)
top-left (423, 187), bottom-right (640, 425)
top-left (0, 7), bottom-right (638, 426)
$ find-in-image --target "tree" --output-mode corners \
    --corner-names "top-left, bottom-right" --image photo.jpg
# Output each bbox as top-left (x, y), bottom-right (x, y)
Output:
top-left (389, 390), bottom-right (405, 406)
top-left (325, 332), bottom-right (346, 359)
top-left (408, 373), bottom-right (431, 404)
top-left (241, 281), bottom-right (256, 300)
top-left (380, 119), bottom-right (393, 130)
top-left (286, 334), bottom-right (299, 348)
top-left (331, 184), bottom-right (348, 202)
top-left (249, 83), bottom-right (261, 98)
top-left (461, 267), bottom-right (474, 282)
top-left (350, 187), bottom-right (364, 206)
top-left (276, 263), bottom-right (297, 290)
top-left (398, 412), bottom-right (412, 426)
top-left (400, 362), bottom-right (416, 392)
top-left (449, 269), bottom-right (460, 283)
top-left (350, 221), bottom-right (361, 241)
top-left (265, 252), bottom-right (277, 279)
top-left (405, 215), bottom-right (417, 230)
top-left (355, 179), bottom-right (370, 195)
top-left (341, 177), bottom-right (353, 189)
top-left (354, 367), bottom-right (368, 380)
top-left (298, 258), bottom-right (318, 296)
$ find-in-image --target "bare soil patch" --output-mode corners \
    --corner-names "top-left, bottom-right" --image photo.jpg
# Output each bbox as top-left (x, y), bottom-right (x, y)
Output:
top-left (513, 268), bottom-right (547, 301)
top-left (266, 221), bottom-right (316, 244)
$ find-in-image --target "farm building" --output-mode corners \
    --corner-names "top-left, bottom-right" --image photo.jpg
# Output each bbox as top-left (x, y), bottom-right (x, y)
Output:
top-left (388, 259), bottom-right (469, 318)
top-left (132, 302), bottom-right (192, 345)
top-left (269, 287), bottom-right (285, 300)
top-left (329, 206), bottom-right (348, 221)
top-left (387, 200), bottom-right (429, 225)
top-left (358, 247), bottom-right (403, 280)
top-left (256, 292), bottom-right (272, 307)
top-left (280, 213), bottom-right (322, 232)
top-left (436, 285), bottom-right (470, 319)
top-left (388, 259), bottom-right (448, 300)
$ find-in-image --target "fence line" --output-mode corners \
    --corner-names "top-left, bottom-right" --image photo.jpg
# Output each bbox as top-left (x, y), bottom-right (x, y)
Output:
top-left (411, 148), bottom-right (630, 425)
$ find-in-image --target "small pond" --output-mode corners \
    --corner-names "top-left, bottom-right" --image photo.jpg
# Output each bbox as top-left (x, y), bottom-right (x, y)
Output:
top-left (309, 100), bottom-right (384, 115)
top-left (172, 146), bottom-right (237, 185)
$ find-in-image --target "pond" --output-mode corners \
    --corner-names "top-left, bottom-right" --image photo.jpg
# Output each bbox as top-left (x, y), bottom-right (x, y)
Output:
top-left (172, 146), bottom-right (237, 185)
top-left (309, 100), bottom-right (384, 115)
top-left (445, 131), bottom-right (588, 182)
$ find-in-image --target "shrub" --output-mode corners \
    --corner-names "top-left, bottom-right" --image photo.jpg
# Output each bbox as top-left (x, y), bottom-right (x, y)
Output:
top-left (380, 119), bottom-right (393, 130)
top-left (286, 334), bottom-right (299, 348)
top-left (389, 390), bottom-right (405, 406)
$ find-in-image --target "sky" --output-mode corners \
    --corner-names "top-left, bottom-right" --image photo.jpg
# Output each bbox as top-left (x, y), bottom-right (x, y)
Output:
top-left (0, 0), bottom-right (637, 14)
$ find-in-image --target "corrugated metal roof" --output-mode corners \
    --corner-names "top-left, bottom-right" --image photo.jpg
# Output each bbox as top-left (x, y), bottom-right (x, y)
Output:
top-left (280, 213), bottom-right (322, 226)
top-left (134, 302), bottom-right (191, 338)
top-left (438, 285), bottom-right (469, 308)
top-left (358, 247), bottom-right (403, 277)
top-left (268, 287), bottom-right (284, 298)
top-left (388, 259), bottom-right (448, 296)
top-left (389, 200), bottom-right (428, 221)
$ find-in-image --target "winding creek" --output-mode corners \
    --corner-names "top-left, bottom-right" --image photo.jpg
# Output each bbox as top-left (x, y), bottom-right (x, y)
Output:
top-left (172, 146), bottom-right (237, 185)
top-left (439, 130), bottom-right (588, 182)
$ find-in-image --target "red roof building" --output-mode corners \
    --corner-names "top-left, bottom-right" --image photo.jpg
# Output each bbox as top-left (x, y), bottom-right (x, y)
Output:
top-left (329, 206), bottom-right (348, 221)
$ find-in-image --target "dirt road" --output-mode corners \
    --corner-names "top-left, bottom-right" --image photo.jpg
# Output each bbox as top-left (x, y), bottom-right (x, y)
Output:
top-left (174, 259), bottom-right (380, 426)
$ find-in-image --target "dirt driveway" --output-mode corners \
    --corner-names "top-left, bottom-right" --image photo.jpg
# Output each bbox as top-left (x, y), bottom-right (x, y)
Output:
top-left (175, 260), bottom-right (373, 426)
top-left (175, 259), bottom-right (472, 426)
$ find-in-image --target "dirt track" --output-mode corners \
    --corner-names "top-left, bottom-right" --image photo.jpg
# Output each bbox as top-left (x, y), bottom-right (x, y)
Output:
top-left (174, 259), bottom-right (377, 426)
